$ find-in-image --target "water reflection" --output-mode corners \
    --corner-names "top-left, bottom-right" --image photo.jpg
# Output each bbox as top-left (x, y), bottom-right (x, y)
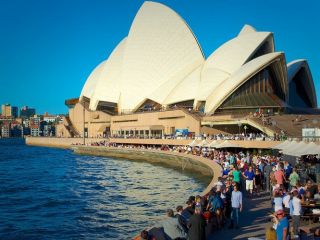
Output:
top-left (0, 141), bottom-right (208, 239)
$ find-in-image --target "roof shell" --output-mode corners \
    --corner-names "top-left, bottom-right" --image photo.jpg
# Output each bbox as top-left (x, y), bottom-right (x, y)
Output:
top-left (164, 65), bottom-right (202, 105)
top-left (89, 38), bottom-right (127, 110)
top-left (205, 52), bottom-right (287, 114)
top-left (80, 60), bottom-right (107, 101)
top-left (287, 59), bottom-right (317, 108)
top-left (197, 29), bottom-right (274, 101)
top-left (118, 1), bottom-right (204, 112)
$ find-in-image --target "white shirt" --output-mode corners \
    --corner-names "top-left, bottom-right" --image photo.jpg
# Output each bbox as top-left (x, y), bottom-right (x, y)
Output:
top-left (283, 195), bottom-right (291, 208)
top-left (292, 197), bottom-right (301, 216)
top-left (274, 197), bottom-right (283, 212)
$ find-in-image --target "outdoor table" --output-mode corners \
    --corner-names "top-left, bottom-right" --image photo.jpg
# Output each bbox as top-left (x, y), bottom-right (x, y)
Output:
top-left (302, 201), bottom-right (320, 209)
top-left (301, 201), bottom-right (320, 224)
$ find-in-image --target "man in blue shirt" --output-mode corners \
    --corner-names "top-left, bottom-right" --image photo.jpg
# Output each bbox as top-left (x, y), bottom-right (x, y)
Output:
top-left (243, 166), bottom-right (255, 198)
top-left (275, 210), bottom-right (289, 240)
top-left (222, 167), bottom-right (230, 176)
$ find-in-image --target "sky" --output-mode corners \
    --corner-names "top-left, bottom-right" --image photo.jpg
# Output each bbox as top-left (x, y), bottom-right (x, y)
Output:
top-left (0, 0), bottom-right (319, 114)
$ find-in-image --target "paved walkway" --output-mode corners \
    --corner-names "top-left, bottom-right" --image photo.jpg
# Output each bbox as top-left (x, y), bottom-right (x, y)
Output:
top-left (208, 192), bottom-right (273, 240)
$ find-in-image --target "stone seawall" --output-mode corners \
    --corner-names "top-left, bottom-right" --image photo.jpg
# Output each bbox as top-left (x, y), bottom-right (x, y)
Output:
top-left (73, 146), bottom-right (222, 195)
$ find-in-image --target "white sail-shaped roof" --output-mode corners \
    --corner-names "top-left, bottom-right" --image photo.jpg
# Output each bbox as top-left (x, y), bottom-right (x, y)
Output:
top-left (205, 52), bottom-right (287, 114)
top-left (78, 3), bottom-right (317, 117)
top-left (80, 60), bottom-right (107, 101)
top-left (89, 38), bottom-right (127, 110)
top-left (164, 66), bottom-right (202, 105)
top-left (197, 27), bottom-right (274, 102)
top-left (146, 65), bottom-right (201, 105)
top-left (238, 24), bottom-right (257, 36)
top-left (118, 1), bottom-right (204, 111)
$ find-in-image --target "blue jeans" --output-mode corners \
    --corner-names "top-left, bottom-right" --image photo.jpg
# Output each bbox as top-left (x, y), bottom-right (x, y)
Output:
top-left (231, 207), bottom-right (240, 225)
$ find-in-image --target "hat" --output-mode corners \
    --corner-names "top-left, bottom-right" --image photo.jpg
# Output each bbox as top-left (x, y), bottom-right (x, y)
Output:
top-left (276, 210), bottom-right (284, 216)
top-left (290, 189), bottom-right (298, 193)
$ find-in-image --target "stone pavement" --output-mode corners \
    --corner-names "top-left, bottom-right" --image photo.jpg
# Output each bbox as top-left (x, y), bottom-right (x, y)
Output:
top-left (208, 192), bottom-right (273, 240)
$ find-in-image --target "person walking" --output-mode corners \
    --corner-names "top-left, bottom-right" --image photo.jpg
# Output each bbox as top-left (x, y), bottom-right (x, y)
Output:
top-left (264, 162), bottom-right (272, 196)
top-left (254, 168), bottom-right (263, 196)
top-left (232, 166), bottom-right (242, 190)
top-left (229, 184), bottom-right (243, 229)
top-left (289, 168), bottom-right (299, 190)
top-left (291, 190), bottom-right (302, 238)
top-left (274, 167), bottom-right (286, 186)
top-left (243, 166), bottom-right (255, 198)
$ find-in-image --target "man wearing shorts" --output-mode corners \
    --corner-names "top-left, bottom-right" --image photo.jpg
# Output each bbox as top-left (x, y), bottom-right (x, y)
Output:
top-left (243, 166), bottom-right (255, 198)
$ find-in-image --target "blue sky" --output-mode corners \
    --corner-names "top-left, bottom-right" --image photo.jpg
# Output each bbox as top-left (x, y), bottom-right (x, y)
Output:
top-left (0, 0), bottom-right (319, 114)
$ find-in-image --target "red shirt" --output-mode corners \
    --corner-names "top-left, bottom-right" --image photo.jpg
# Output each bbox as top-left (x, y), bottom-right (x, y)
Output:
top-left (274, 170), bottom-right (285, 185)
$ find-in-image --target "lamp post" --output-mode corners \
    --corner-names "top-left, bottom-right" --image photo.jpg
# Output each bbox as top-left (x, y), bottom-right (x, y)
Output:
top-left (243, 125), bottom-right (248, 136)
top-left (237, 121), bottom-right (242, 135)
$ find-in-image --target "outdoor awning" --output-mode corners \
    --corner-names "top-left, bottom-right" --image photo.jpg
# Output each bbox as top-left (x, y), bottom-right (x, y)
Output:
top-left (285, 142), bottom-right (320, 156)
top-left (97, 124), bottom-right (110, 132)
top-left (282, 141), bottom-right (307, 155)
top-left (209, 140), bottom-right (219, 148)
top-left (280, 141), bottom-right (300, 152)
top-left (272, 140), bottom-right (291, 150)
top-left (197, 140), bottom-right (210, 147)
top-left (215, 140), bottom-right (240, 149)
top-left (188, 140), bottom-right (198, 147)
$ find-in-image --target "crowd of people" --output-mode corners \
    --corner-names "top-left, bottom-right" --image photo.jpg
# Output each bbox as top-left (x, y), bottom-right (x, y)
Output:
top-left (136, 153), bottom-right (319, 240)
top-left (77, 140), bottom-right (319, 239)
top-left (110, 132), bottom-right (283, 141)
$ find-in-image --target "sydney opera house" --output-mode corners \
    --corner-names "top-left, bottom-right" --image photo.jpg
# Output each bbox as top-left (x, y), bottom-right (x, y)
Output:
top-left (57, 1), bottom-right (319, 139)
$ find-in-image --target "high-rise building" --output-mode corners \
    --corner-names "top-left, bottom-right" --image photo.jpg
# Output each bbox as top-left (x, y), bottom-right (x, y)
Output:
top-left (20, 106), bottom-right (36, 119)
top-left (1, 104), bottom-right (12, 118)
top-left (12, 106), bottom-right (18, 118)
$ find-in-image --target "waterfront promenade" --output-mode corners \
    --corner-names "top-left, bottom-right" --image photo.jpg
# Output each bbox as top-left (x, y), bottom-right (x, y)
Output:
top-left (208, 192), bottom-right (272, 240)
top-left (26, 137), bottom-right (320, 239)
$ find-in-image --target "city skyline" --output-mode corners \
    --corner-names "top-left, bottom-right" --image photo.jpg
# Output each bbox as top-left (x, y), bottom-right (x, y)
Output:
top-left (1, 0), bottom-right (320, 114)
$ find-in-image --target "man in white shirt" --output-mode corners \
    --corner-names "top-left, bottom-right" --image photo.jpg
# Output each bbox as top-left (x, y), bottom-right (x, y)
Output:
top-left (291, 190), bottom-right (302, 237)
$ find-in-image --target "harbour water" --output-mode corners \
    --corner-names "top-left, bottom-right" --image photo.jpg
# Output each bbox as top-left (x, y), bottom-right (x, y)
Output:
top-left (0, 139), bottom-right (208, 239)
